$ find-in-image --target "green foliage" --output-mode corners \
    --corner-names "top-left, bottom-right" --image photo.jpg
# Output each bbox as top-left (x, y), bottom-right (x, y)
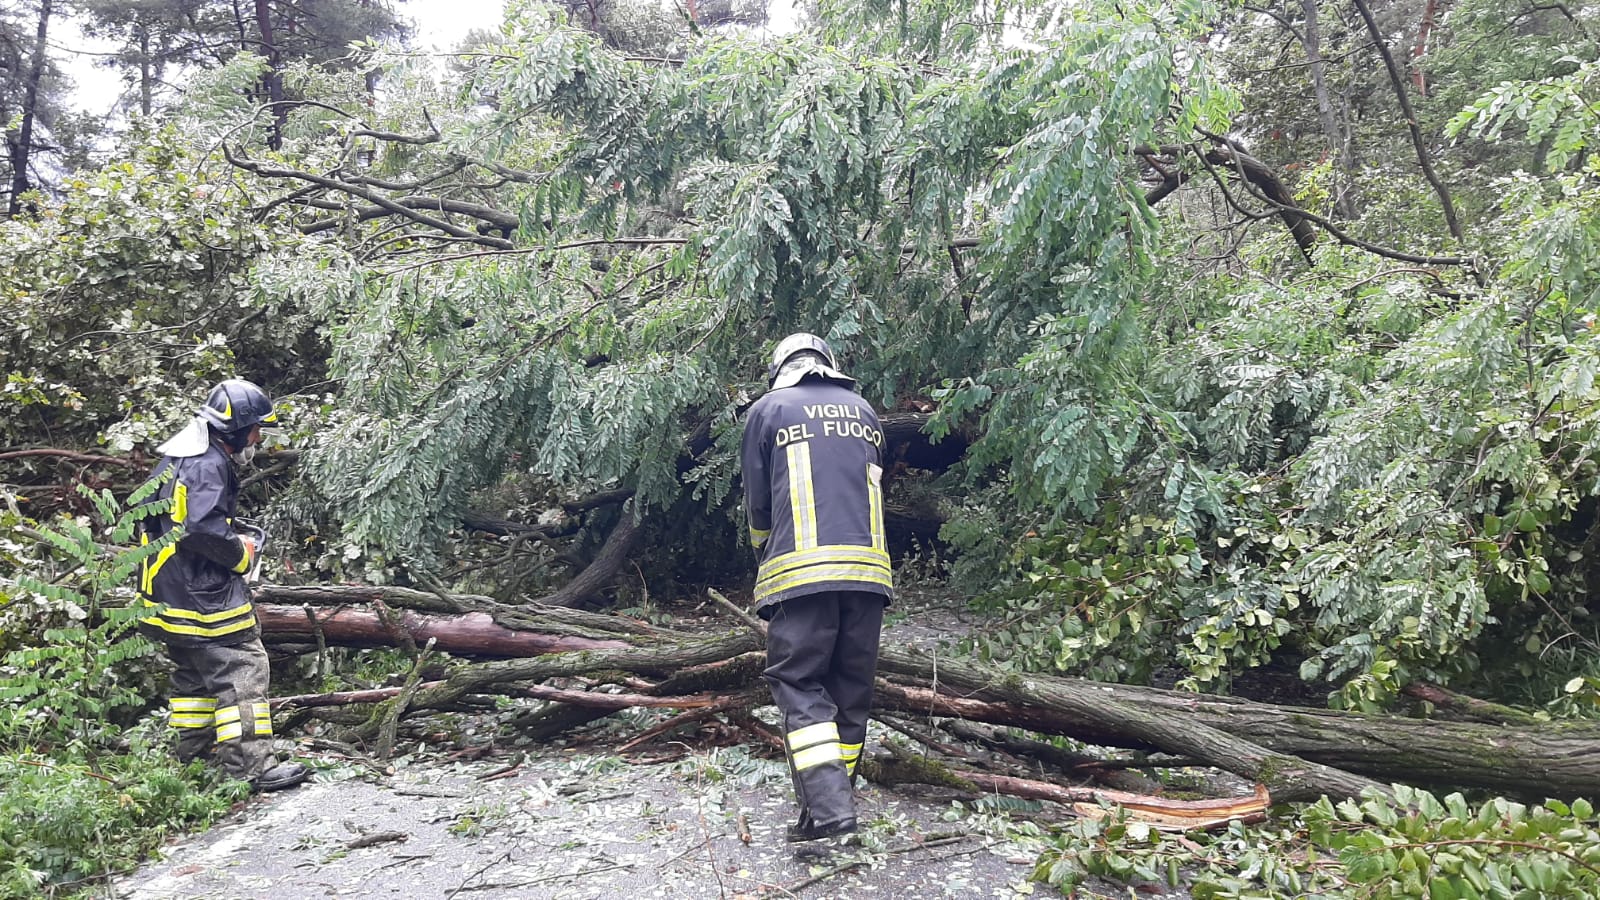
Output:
top-left (16, 0), bottom-right (1600, 722)
top-left (213, 0), bottom-right (1600, 713)
top-left (0, 480), bottom-right (170, 747)
top-left (1035, 785), bottom-right (1600, 898)
top-left (259, 0), bottom-right (1233, 570)
top-left (0, 122), bottom-right (317, 457)
top-left (954, 242), bottom-right (1600, 702)
top-left (0, 736), bottom-right (247, 896)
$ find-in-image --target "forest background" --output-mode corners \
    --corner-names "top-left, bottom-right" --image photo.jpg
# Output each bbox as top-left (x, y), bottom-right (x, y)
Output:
top-left (8, 0), bottom-right (1600, 895)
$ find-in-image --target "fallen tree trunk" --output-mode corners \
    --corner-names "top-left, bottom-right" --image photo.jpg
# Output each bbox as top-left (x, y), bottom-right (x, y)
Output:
top-left (962, 773), bottom-right (1270, 831)
top-left (257, 605), bottom-right (632, 657)
top-left (881, 412), bottom-right (967, 472)
top-left (876, 649), bottom-right (1600, 800)
top-left (877, 648), bottom-right (1379, 802)
top-left (253, 584), bottom-right (667, 639)
top-left (254, 597), bottom-right (1600, 801)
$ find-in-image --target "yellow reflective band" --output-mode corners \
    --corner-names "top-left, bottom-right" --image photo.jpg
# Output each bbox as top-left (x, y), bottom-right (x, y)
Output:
top-left (262, 409), bottom-right (277, 423)
top-left (867, 463), bottom-right (886, 552)
top-left (221, 398), bottom-right (233, 420)
top-left (786, 721), bottom-right (840, 751)
top-left (170, 714), bottom-right (214, 729)
top-left (250, 701), bottom-right (273, 736)
top-left (841, 742), bottom-right (863, 777)
top-left (757, 545), bottom-right (890, 583)
top-left (142, 598), bottom-right (254, 623)
top-left (787, 442), bottom-right (817, 551)
top-left (172, 481), bottom-right (188, 524)
top-left (216, 721), bottom-right (243, 743)
top-left (792, 742), bottom-right (842, 772)
top-left (170, 697), bottom-right (217, 712)
top-left (749, 526), bottom-right (770, 547)
top-left (140, 613), bottom-right (258, 638)
top-left (214, 706), bottom-right (241, 725)
top-left (142, 543), bottom-right (177, 595)
top-left (756, 564), bottom-right (894, 603)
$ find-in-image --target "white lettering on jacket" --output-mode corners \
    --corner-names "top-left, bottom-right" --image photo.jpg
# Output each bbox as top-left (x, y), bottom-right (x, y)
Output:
top-left (774, 423), bottom-right (816, 447)
top-left (802, 404), bottom-right (863, 420)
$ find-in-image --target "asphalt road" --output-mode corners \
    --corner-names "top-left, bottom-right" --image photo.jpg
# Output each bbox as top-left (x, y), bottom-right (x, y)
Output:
top-left (112, 745), bottom-right (1053, 900)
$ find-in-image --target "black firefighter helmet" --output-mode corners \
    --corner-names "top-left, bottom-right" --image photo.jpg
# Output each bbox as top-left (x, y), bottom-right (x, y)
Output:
top-left (198, 379), bottom-right (278, 435)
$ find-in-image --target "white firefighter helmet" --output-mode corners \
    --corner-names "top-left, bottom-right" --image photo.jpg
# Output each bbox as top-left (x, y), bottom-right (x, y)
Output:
top-left (767, 332), bottom-right (856, 390)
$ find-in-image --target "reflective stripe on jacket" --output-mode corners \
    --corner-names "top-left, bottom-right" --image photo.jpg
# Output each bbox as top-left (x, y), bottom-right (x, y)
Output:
top-left (137, 444), bottom-right (258, 647)
top-left (740, 377), bottom-right (892, 611)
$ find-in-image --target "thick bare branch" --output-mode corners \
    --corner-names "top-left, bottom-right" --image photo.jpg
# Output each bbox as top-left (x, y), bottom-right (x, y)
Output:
top-left (1187, 134), bottom-right (1474, 268)
top-left (1352, 0), bottom-right (1466, 248)
top-left (298, 195), bottom-right (519, 236)
top-left (225, 145), bottom-right (513, 249)
top-left (0, 448), bottom-right (140, 468)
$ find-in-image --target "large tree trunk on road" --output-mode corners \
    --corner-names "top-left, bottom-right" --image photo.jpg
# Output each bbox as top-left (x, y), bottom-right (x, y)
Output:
top-left (252, 595), bottom-right (1600, 802)
top-left (873, 654), bottom-right (1600, 801)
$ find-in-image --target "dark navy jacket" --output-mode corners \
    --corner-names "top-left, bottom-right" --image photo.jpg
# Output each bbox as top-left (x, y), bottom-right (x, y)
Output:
top-left (740, 377), bottom-right (893, 612)
top-left (137, 444), bottom-right (258, 647)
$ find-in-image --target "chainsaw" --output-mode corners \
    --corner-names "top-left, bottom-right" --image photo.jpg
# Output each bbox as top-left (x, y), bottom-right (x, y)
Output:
top-left (233, 517), bottom-right (268, 584)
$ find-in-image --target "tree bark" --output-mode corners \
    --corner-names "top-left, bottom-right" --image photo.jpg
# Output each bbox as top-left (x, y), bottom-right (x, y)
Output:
top-left (344, 630), bottom-right (763, 741)
top-left (137, 24), bottom-right (153, 117)
top-left (1201, 141), bottom-right (1318, 256)
top-left (541, 507), bottom-right (643, 608)
top-left (1139, 140), bottom-right (1318, 257)
top-left (877, 650), bottom-right (1600, 800)
top-left (1410, 0), bottom-right (1439, 97)
top-left (881, 647), bottom-right (1381, 802)
top-left (252, 583), bottom-right (669, 638)
top-left (881, 412), bottom-right (968, 472)
top-left (256, 604), bottom-right (632, 657)
top-left (869, 752), bottom-right (1271, 831)
top-left (7, 0), bottom-right (51, 217)
top-left (252, 0), bottom-right (285, 150)
top-left (1300, 0), bottom-right (1357, 218)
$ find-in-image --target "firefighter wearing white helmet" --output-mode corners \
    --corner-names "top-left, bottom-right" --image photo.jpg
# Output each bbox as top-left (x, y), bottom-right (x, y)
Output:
top-left (740, 333), bottom-right (892, 842)
top-left (138, 379), bottom-right (308, 792)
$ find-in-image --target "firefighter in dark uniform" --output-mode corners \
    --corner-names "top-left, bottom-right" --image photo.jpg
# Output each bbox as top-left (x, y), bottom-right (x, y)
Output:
top-left (740, 333), bottom-right (893, 842)
top-left (138, 379), bottom-right (309, 792)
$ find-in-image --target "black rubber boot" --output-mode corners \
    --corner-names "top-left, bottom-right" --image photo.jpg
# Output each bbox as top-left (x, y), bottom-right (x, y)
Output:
top-left (786, 814), bottom-right (857, 843)
top-left (252, 761), bottom-right (311, 792)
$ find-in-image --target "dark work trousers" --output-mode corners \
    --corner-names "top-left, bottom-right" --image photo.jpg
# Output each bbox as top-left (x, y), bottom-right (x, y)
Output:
top-left (166, 637), bottom-right (274, 781)
top-left (762, 590), bottom-right (886, 828)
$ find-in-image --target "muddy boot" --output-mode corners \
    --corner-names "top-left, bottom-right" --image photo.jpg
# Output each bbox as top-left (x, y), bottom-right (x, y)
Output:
top-left (175, 733), bottom-right (214, 765)
top-left (252, 761), bottom-right (311, 792)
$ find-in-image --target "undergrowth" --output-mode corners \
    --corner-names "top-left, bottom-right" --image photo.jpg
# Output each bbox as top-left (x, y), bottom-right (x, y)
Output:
top-left (1032, 784), bottom-right (1600, 898)
top-left (0, 731), bottom-right (249, 898)
top-left (1, 486), bottom-right (246, 897)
